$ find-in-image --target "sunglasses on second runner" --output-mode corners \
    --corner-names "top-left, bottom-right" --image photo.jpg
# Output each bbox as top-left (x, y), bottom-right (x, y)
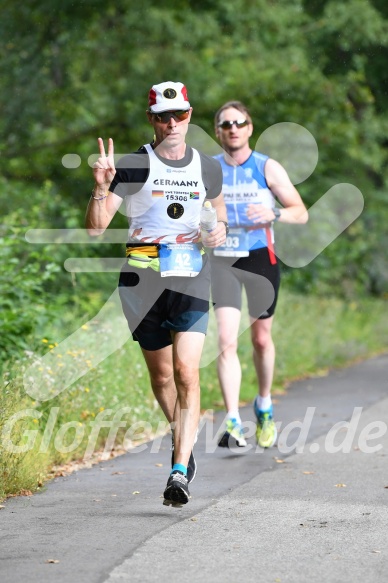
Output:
top-left (151, 110), bottom-right (190, 123)
top-left (217, 119), bottom-right (249, 130)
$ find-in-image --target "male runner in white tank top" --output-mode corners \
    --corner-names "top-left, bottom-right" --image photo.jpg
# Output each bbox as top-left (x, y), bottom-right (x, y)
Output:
top-left (86, 81), bottom-right (227, 506)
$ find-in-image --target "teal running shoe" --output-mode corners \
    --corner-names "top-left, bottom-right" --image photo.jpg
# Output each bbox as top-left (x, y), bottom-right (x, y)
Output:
top-left (254, 402), bottom-right (277, 448)
top-left (218, 418), bottom-right (247, 448)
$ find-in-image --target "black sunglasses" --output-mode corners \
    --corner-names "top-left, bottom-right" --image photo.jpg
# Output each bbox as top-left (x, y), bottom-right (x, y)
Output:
top-left (151, 110), bottom-right (190, 123)
top-left (218, 119), bottom-right (249, 130)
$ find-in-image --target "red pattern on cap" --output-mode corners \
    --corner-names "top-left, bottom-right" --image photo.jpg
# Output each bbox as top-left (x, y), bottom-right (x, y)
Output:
top-left (181, 86), bottom-right (189, 102)
top-left (148, 83), bottom-right (190, 111)
top-left (148, 89), bottom-right (157, 107)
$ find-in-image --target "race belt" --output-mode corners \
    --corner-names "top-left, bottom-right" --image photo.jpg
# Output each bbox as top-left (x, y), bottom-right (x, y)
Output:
top-left (126, 242), bottom-right (204, 277)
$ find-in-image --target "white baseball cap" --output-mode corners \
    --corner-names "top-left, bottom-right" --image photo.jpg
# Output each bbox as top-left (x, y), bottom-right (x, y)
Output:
top-left (148, 81), bottom-right (191, 113)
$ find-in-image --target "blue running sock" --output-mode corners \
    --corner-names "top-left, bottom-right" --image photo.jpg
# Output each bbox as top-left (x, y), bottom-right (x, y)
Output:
top-left (171, 463), bottom-right (187, 476)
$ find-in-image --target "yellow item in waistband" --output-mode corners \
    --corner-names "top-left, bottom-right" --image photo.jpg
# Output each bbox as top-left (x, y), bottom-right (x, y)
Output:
top-left (127, 253), bottom-right (160, 272)
top-left (125, 245), bottom-right (159, 258)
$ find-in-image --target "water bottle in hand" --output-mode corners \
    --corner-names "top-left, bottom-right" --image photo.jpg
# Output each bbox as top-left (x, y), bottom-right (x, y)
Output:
top-left (200, 201), bottom-right (217, 244)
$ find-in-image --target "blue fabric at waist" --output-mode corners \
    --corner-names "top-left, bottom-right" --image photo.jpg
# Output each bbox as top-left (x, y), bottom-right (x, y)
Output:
top-left (246, 229), bottom-right (268, 250)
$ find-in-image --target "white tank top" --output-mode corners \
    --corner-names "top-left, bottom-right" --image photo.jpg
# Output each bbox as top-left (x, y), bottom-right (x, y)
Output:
top-left (125, 144), bottom-right (207, 244)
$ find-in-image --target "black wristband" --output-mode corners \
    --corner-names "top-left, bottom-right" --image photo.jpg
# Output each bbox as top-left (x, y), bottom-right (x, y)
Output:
top-left (218, 220), bottom-right (229, 235)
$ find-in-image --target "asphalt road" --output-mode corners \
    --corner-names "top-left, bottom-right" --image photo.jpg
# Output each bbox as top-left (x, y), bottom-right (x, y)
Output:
top-left (1, 354), bottom-right (387, 583)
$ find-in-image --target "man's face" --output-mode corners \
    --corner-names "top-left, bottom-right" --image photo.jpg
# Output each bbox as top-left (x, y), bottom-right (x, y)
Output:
top-left (147, 108), bottom-right (192, 148)
top-left (216, 107), bottom-right (253, 152)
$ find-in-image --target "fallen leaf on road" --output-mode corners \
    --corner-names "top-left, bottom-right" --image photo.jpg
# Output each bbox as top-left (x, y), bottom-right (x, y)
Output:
top-left (371, 550), bottom-right (381, 554)
top-left (274, 457), bottom-right (285, 463)
top-left (93, 499), bottom-right (101, 502)
top-left (112, 471), bottom-right (124, 475)
top-left (335, 484), bottom-right (347, 488)
top-left (0, 505), bottom-right (5, 510)
top-left (132, 491), bottom-right (140, 495)
top-left (19, 490), bottom-right (33, 496)
top-left (190, 517), bottom-right (197, 521)
top-left (303, 471), bottom-right (314, 475)
top-left (45, 559), bottom-right (60, 564)
top-left (155, 463), bottom-right (163, 467)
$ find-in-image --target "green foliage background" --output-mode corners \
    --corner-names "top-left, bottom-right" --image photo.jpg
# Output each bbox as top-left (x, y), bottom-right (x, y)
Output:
top-left (1, 0), bottom-right (388, 496)
top-left (1, 0), bottom-right (388, 297)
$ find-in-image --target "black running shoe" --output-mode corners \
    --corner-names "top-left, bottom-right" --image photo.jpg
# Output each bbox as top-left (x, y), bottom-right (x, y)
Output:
top-left (187, 451), bottom-right (197, 483)
top-left (163, 471), bottom-right (190, 507)
top-left (171, 435), bottom-right (197, 484)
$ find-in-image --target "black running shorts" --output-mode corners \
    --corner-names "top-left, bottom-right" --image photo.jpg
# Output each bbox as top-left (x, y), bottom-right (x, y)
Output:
top-left (118, 254), bottom-right (211, 351)
top-left (210, 247), bottom-right (280, 319)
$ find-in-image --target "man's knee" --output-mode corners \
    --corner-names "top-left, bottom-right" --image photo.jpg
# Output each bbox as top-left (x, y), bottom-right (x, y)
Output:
top-left (218, 333), bottom-right (238, 355)
top-left (147, 360), bottom-right (174, 390)
top-left (173, 364), bottom-right (199, 394)
top-left (252, 328), bottom-right (273, 352)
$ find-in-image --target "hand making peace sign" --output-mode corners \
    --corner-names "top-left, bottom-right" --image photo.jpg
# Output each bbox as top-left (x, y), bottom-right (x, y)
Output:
top-left (93, 137), bottom-right (116, 187)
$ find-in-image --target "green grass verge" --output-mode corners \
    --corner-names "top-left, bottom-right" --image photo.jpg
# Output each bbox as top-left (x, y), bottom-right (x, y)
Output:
top-left (1, 290), bottom-right (387, 500)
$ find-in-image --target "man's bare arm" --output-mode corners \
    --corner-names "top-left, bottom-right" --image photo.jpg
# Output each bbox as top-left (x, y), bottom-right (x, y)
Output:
top-left (247, 159), bottom-right (308, 225)
top-left (85, 137), bottom-right (123, 235)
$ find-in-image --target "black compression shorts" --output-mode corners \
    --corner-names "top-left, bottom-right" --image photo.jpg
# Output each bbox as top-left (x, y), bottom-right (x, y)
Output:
top-left (209, 247), bottom-right (280, 319)
top-left (118, 254), bottom-right (211, 351)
